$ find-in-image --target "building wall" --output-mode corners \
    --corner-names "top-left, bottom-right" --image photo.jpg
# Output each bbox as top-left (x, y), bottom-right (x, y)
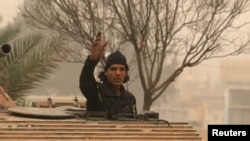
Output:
top-left (152, 58), bottom-right (250, 128)
top-left (220, 60), bottom-right (250, 82)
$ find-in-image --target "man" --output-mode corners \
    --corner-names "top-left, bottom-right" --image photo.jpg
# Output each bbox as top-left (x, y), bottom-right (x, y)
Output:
top-left (79, 32), bottom-right (137, 119)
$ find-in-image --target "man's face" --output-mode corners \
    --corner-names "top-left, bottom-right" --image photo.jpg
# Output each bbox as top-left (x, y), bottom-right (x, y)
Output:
top-left (105, 64), bottom-right (126, 86)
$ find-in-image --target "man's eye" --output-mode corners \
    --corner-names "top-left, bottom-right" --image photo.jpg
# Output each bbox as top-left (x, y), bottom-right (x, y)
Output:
top-left (119, 68), bottom-right (125, 71)
top-left (110, 67), bottom-right (117, 71)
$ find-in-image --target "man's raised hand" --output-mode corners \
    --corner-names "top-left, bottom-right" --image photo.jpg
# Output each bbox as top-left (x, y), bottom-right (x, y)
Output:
top-left (90, 32), bottom-right (107, 60)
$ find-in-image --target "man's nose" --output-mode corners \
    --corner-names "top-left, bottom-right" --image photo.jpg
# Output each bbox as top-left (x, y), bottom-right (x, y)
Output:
top-left (115, 69), bottom-right (121, 75)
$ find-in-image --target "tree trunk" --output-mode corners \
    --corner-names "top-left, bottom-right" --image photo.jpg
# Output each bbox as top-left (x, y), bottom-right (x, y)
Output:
top-left (142, 93), bottom-right (152, 111)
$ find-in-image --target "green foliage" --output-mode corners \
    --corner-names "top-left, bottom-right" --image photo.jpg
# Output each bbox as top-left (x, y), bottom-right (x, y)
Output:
top-left (0, 24), bottom-right (19, 43)
top-left (0, 24), bottom-right (62, 101)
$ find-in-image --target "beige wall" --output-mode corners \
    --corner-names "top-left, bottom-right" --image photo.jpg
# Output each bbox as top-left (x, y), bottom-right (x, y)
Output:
top-left (220, 60), bottom-right (250, 81)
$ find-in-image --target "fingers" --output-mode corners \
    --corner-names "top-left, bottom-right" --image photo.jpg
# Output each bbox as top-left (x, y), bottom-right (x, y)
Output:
top-left (93, 32), bottom-right (107, 48)
top-left (93, 32), bottom-right (102, 46)
top-left (95, 32), bottom-right (102, 42)
top-left (89, 32), bottom-right (107, 60)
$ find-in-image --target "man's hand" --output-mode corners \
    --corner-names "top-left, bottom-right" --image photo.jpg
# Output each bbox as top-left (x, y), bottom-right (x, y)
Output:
top-left (89, 32), bottom-right (107, 60)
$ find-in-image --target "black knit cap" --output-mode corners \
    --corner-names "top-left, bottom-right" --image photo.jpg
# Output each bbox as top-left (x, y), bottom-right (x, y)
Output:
top-left (104, 51), bottom-right (129, 71)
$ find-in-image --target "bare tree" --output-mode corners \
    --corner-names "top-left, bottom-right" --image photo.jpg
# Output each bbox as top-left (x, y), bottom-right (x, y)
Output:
top-left (105, 0), bottom-right (250, 110)
top-left (19, 0), bottom-right (126, 65)
top-left (19, 0), bottom-right (250, 110)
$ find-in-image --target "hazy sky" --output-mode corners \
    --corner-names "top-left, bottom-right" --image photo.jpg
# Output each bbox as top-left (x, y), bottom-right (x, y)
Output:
top-left (0, 0), bottom-right (23, 27)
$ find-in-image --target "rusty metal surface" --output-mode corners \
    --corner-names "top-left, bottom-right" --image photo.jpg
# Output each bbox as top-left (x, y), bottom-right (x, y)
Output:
top-left (0, 111), bottom-right (204, 141)
top-left (0, 86), bottom-right (17, 108)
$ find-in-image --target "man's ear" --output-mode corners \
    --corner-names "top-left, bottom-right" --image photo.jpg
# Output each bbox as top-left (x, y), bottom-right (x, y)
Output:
top-left (123, 75), bottom-right (130, 83)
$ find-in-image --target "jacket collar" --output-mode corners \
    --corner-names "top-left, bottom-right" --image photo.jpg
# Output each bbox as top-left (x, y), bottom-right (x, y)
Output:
top-left (101, 82), bottom-right (126, 97)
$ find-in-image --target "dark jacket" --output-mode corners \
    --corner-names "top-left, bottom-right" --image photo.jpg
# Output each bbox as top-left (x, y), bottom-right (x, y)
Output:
top-left (79, 56), bottom-right (137, 119)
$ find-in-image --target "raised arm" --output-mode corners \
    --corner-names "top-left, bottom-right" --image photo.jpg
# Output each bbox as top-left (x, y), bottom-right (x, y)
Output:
top-left (79, 32), bottom-right (107, 99)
